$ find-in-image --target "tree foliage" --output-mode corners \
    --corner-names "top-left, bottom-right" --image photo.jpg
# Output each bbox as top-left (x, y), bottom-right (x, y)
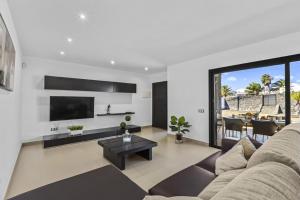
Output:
top-left (291, 92), bottom-right (300, 104)
top-left (261, 74), bottom-right (273, 86)
top-left (246, 82), bottom-right (262, 95)
top-left (221, 85), bottom-right (233, 97)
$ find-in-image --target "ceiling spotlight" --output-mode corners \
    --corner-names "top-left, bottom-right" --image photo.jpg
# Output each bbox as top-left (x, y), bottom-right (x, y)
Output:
top-left (110, 60), bottom-right (115, 65)
top-left (144, 67), bottom-right (149, 71)
top-left (79, 13), bottom-right (86, 20)
top-left (67, 37), bottom-right (73, 43)
top-left (60, 51), bottom-right (65, 55)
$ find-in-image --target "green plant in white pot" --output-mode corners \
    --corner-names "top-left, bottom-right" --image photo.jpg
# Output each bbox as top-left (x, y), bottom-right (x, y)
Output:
top-left (68, 125), bottom-right (84, 135)
top-left (169, 116), bottom-right (191, 143)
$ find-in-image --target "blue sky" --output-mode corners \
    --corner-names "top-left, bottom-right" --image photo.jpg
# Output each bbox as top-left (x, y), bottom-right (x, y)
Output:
top-left (221, 61), bottom-right (300, 91)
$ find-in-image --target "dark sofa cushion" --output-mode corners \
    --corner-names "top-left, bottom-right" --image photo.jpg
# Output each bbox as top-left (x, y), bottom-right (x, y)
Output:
top-left (195, 151), bottom-right (223, 173)
top-left (8, 165), bottom-right (147, 200)
top-left (149, 165), bottom-right (216, 197)
top-left (221, 137), bottom-right (262, 153)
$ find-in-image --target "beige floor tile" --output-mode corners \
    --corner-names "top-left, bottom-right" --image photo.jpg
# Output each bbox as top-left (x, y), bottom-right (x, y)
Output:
top-left (6, 127), bottom-right (218, 199)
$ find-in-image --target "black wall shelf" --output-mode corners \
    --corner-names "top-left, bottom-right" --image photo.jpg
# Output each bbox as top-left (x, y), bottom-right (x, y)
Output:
top-left (43, 125), bottom-right (141, 148)
top-left (96, 112), bottom-right (135, 116)
top-left (44, 76), bottom-right (136, 93)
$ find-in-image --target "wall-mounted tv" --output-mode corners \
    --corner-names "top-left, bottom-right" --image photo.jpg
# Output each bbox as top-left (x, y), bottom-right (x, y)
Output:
top-left (50, 96), bottom-right (94, 121)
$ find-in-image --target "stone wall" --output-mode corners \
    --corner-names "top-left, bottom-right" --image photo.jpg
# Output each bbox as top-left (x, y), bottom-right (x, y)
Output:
top-left (225, 93), bottom-right (297, 114)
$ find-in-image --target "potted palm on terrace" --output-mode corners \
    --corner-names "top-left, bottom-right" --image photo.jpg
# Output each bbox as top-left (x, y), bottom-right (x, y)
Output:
top-left (169, 116), bottom-right (191, 144)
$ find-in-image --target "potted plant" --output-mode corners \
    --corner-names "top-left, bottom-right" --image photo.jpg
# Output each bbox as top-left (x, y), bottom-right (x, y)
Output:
top-left (125, 115), bottom-right (131, 125)
top-left (125, 115), bottom-right (131, 122)
top-left (120, 122), bottom-right (127, 130)
top-left (169, 116), bottom-right (191, 143)
top-left (120, 115), bottom-right (131, 130)
top-left (68, 125), bottom-right (84, 135)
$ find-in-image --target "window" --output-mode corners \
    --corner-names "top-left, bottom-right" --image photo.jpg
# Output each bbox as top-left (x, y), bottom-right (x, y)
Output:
top-left (263, 95), bottom-right (276, 106)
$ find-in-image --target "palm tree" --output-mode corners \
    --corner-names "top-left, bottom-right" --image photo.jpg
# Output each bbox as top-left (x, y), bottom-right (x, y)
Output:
top-left (272, 79), bottom-right (285, 92)
top-left (261, 74), bottom-right (273, 94)
top-left (246, 82), bottom-right (262, 95)
top-left (292, 92), bottom-right (300, 116)
top-left (291, 92), bottom-right (300, 104)
top-left (221, 85), bottom-right (233, 97)
top-left (275, 79), bottom-right (285, 88)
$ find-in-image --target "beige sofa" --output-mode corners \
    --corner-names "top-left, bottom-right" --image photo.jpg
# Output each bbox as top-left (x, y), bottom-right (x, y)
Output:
top-left (145, 123), bottom-right (300, 200)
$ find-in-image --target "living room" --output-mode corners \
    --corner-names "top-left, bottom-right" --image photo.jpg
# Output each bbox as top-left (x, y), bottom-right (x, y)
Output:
top-left (1, 0), bottom-right (300, 200)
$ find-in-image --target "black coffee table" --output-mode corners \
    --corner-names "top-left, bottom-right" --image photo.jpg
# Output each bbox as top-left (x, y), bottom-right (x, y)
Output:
top-left (98, 135), bottom-right (157, 170)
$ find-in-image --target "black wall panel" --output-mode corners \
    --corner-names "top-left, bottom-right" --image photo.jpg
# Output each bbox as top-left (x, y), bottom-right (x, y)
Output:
top-left (44, 76), bottom-right (136, 93)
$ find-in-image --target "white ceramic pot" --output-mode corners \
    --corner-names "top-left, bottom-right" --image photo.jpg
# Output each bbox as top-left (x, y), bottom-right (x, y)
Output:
top-left (70, 130), bottom-right (83, 135)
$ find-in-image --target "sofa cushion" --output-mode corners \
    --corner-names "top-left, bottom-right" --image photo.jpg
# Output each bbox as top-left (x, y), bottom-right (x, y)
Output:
top-left (221, 136), bottom-right (261, 153)
top-left (195, 151), bottom-right (223, 173)
top-left (236, 137), bottom-right (256, 160)
top-left (215, 145), bottom-right (247, 175)
top-left (210, 162), bottom-right (300, 200)
top-left (198, 169), bottom-right (245, 200)
top-left (247, 125), bottom-right (300, 175)
top-left (144, 196), bottom-right (202, 200)
top-left (280, 122), bottom-right (300, 132)
top-left (149, 166), bottom-right (215, 197)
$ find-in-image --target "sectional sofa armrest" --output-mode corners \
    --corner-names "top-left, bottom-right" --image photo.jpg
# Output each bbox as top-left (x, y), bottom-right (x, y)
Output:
top-left (221, 138), bottom-right (239, 153)
top-left (221, 137), bottom-right (262, 153)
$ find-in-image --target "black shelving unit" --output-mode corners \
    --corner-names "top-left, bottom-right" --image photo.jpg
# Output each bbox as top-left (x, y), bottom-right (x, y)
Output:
top-left (43, 125), bottom-right (142, 148)
top-left (44, 76), bottom-right (136, 93)
top-left (96, 112), bottom-right (135, 116)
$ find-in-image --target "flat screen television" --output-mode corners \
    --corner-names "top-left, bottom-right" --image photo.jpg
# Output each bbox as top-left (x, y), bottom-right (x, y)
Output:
top-left (50, 96), bottom-right (94, 121)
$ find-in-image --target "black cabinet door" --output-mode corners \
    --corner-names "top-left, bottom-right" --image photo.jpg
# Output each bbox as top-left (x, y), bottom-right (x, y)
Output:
top-left (152, 81), bottom-right (168, 130)
top-left (45, 76), bottom-right (114, 92)
top-left (113, 82), bottom-right (137, 93)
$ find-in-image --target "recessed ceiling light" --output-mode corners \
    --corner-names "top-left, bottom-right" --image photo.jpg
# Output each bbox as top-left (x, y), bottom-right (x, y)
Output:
top-left (67, 37), bottom-right (73, 43)
top-left (110, 60), bottom-right (115, 65)
top-left (60, 51), bottom-right (65, 55)
top-left (79, 13), bottom-right (86, 20)
top-left (144, 67), bottom-right (149, 71)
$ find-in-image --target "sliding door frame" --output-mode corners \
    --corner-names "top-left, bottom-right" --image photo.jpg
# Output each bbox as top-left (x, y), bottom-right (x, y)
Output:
top-left (209, 53), bottom-right (300, 148)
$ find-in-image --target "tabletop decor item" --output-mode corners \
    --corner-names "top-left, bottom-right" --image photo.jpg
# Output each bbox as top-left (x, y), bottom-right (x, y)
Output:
top-left (68, 125), bottom-right (84, 135)
top-left (123, 130), bottom-right (132, 143)
top-left (106, 104), bottom-right (111, 114)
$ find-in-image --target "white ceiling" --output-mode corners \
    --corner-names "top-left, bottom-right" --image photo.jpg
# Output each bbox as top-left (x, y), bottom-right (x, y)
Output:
top-left (7, 0), bottom-right (300, 73)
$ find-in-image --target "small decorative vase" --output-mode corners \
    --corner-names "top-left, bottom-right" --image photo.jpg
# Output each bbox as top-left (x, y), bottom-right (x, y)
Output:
top-left (175, 134), bottom-right (183, 144)
top-left (123, 130), bottom-right (132, 143)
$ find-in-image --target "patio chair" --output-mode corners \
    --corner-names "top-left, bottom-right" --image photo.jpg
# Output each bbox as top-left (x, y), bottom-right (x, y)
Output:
top-left (251, 120), bottom-right (278, 142)
top-left (223, 117), bottom-right (246, 139)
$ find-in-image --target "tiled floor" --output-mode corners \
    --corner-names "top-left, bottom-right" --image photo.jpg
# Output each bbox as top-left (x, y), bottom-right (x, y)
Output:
top-left (6, 127), bottom-right (218, 199)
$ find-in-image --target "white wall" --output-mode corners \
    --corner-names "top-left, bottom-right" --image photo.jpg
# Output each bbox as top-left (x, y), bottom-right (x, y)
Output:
top-left (0, 0), bottom-right (22, 199)
top-left (21, 57), bottom-right (153, 141)
top-left (168, 31), bottom-right (300, 143)
top-left (149, 72), bottom-right (167, 83)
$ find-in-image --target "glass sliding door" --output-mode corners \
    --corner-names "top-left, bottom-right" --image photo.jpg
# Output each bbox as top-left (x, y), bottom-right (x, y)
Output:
top-left (290, 61), bottom-right (300, 123)
top-left (210, 64), bottom-right (287, 147)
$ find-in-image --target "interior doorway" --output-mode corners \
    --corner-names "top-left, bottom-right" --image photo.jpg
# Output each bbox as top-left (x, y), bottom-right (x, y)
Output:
top-left (152, 81), bottom-right (168, 129)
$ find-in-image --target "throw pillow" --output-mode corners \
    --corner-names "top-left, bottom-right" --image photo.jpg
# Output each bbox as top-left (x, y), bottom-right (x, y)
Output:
top-left (215, 145), bottom-right (247, 175)
top-left (236, 136), bottom-right (256, 160)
